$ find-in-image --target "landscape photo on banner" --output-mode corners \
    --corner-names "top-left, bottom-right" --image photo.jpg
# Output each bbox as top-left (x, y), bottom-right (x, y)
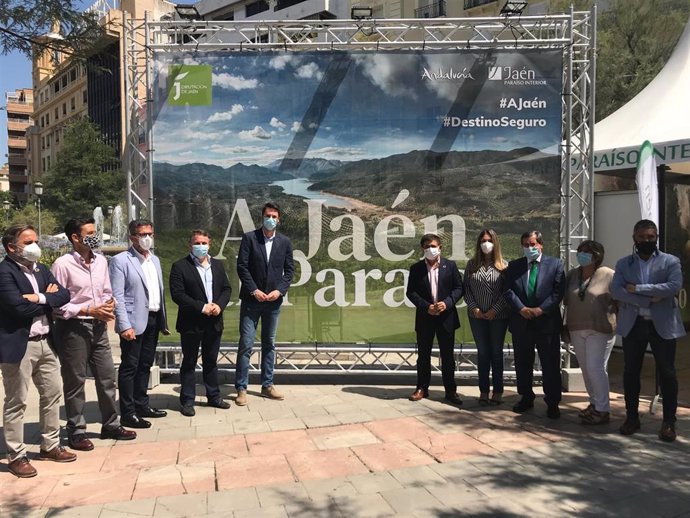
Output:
top-left (151, 49), bottom-right (563, 344)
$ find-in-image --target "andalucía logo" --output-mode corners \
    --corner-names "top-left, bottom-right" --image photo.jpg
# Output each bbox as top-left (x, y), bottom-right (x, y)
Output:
top-left (168, 64), bottom-right (212, 106)
top-left (488, 66), bottom-right (502, 81)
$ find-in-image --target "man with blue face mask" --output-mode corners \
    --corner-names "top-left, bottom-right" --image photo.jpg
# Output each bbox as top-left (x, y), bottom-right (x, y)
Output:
top-left (169, 230), bottom-right (232, 416)
top-left (235, 202), bottom-right (294, 406)
top-left (504, 230), bottom-right (565, 419)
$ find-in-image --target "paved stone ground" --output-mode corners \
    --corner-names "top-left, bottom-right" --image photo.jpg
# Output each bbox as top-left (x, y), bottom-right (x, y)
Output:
top-left (1, 341), bottom-right (689, 517)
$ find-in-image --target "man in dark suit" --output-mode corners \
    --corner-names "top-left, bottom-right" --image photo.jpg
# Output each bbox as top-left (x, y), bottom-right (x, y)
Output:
top-left (170, 229), bottom-right (232, 417)
top-left (504, 230), bottom-right (565, 418)
top-left (405, 233), bottom-right (464, 404)
top-left (235, 202), bottom-right (294, 406)
top-left (0, 224), bottom-right (76, 478)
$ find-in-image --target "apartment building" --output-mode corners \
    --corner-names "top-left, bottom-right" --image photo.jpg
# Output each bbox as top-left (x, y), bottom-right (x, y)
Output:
top-left (0, 163), bottom-right (9, 192)
top-left (29, 0), bottom-right (176, 182)
top-left (4, 88), bottom-right (33, 201)
top-left (196, 0), bottom-right (348, 22)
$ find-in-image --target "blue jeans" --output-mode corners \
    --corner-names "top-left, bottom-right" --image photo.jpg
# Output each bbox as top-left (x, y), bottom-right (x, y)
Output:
top-left (469, 317), bottom-right (509, 394)
top-left (235, 299), bottom-right (282, 390)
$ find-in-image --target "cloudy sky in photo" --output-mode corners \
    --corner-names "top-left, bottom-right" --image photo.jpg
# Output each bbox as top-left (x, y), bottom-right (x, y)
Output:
top-left (152, 50), bottom-right (563, 167)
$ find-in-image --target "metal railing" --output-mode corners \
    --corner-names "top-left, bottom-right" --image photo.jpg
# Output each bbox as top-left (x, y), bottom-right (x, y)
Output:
top-left (464, 0), bottom-right (497, 9)
top-left (415, 0), bottom-right (446, 18)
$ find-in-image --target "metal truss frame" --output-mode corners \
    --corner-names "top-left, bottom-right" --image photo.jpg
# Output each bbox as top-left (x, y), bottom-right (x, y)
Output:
top-left (124, 11), bottom-right (595, 373)
top-left (156, 344), bottom-right (564, 380)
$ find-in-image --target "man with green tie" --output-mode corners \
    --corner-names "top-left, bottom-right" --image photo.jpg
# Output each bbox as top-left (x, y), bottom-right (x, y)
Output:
top-left (504, 230), bottom-right (565, 419)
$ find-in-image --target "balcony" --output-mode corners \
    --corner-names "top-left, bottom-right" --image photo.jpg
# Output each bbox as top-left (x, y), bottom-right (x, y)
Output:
top-left (464, 0), bottom-right (497, 9)
top-left (7, 154), bottom-right (27, 167)
top-left (416, 0), bottom-right (446, 18)
top-left (7, 119), bottom-right (31, 132)
top-left (6, 101), bottom-right (33, 115)
top-left (8, 137), bottom-right (28, 149)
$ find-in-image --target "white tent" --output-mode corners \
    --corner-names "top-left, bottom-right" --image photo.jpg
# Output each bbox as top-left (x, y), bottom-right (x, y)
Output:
top-left (593, 17), bottom-right (690, 172)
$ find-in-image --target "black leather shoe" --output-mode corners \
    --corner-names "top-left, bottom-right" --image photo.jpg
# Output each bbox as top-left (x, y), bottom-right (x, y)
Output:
top-left (444, 393), bottom-right (463, 406)
top-left (101, 426), bottom-right (137, 441)
top-left (137, 407), bottom-right (167, 418)
top-left (512, 399), bottom-right (535, 413)
top-left (208, 399), bottom-right (231, 410)
top-left (547, 405), bottom-right (561, 419)
top-left (619, 418), bottom-right (641, 436)
top-left (121, 415), bottom-right (152, 429)
top-left (181, 404), bottom-right (195, 417)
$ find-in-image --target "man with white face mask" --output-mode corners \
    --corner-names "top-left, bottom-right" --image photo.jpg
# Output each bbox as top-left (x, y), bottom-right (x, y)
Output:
top-left (405, 233), bottom-right (464, 404)
top-left (0, 224), bottom-right (76, 478)
top-left (170, 230), bottom-right (232, 416)
top-left (52, 217), bottom-right (136, 450)
top-left (110, 219), bottom-right (169, 429)
top-left (504, 230), bottom-right (565, 419)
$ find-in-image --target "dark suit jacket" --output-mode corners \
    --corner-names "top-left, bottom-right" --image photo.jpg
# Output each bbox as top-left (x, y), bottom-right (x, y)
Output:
top-left (406, 258), bottom-right (464, 333)
top-left (169, 255), bottom-right (232, 333)
top-left (504, 254), bottom-right (565, 336)
top-left (237, 229), bottom-right (294, 302)
top-left (0, 258), bottom-right (70, 363)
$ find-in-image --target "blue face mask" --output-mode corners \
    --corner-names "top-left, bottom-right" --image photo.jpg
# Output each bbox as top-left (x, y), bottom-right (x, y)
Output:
top-left (263, 217), bottom-right (278, 231)
top-left (523, 246), bottom-right (540, 262)
top-left (576, 251), bottom-right (593, 267)
top-left (192, 244), bottom-right (209, 258)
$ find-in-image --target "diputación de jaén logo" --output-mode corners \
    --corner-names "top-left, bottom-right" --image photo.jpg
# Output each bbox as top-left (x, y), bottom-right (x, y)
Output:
top-left (168, 64), bottom-right (212, 106)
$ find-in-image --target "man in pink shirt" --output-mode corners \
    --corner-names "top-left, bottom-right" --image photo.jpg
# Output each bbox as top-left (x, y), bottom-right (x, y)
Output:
top-left (52, 218), bottom-right (136, 451)
top-left (0, 224), bottom-right (76, 478)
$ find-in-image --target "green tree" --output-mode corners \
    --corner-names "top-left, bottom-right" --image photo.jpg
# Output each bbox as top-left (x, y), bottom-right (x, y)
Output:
top-left (7, 203), bottom-right (59, 236)
top-left (0, 0), bottom-right (104, 58)
top-left (42, 117), bottom-right (124, 222)
top-left (549, 0), bottom-right (690, 120)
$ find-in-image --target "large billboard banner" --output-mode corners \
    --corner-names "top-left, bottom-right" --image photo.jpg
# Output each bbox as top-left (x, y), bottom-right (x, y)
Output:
top-left (151, 49), bottom-right (563, 344)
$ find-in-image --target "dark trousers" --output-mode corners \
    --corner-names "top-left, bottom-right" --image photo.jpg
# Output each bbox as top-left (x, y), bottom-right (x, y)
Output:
top-left (119, 312), bottom-right (160, 418)
top-left (179, 327), bottom-right (222, 406)
top-left (54, 318), bottom-right (119, 436)
top-left (513, 322), bottom-right (562, 407)
top-left (415, 324), bottom-right (456, 395)
top-left (623, 317), bottom-right (678, 423)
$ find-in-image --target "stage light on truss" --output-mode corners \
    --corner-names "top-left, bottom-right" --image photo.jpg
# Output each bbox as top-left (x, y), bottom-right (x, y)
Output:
top-left (174, 4), bottom-right (201, 20)
top-left (500, 1), bottom-right (528, 16)
top-left (351, 6), bottom-right (373, 20)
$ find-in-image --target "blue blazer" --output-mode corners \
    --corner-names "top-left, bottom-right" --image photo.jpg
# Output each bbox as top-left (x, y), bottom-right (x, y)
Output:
top-left (0, 258), bottom-right (70, 363)
top-left (406, 257), bottom-right (464, 333)
top-left (237, 229), bottom-right (294, 303)
top-left (110, 247), bottom-right (168, 336)
top-left (611, 251), bottom-right (686, 340)
top-left (504, 254), bottom-right (565, 336)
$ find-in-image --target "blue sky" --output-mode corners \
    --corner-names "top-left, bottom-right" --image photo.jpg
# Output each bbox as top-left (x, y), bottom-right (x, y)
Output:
top-left (153, 50), bottom-right (564, 167)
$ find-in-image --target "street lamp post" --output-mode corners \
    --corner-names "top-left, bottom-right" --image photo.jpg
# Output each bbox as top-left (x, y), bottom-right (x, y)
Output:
top-left (107, 205), bottom-right (113, 242)
top-left (2, 200), bottom-right (10, 225)
top-left (34, 181), bottom-right (43, 239)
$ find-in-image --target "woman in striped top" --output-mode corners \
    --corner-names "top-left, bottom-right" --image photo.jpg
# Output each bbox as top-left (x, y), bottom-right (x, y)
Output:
top-left (464, 229), bottom-right (510, 405)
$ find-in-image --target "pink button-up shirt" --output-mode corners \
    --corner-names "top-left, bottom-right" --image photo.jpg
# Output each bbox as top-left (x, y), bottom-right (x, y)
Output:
top-left (16, 261), bottom-right (50, 337)
top-left (51, 251), bottom-right (113, 320)
top-left (425, 257), bottom-right (440, 303)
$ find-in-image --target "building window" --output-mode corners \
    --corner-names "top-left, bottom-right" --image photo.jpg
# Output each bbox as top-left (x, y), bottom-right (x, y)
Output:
top-left (70, 68), bottom-right (77, 82)
top-left (54, 107), bottom-right (59, 120)
top-left (62, 103), bottom-right (66, 115)
top-left (54, 82), bottom-right (60, 94)
top-left (40, 116), bottom-right (44, 128)
top-left (41, 136), bottom-right (45, 149)
top-left (46, 156), bottom-right (50, 169)
top-left (61, 75), bottom-right (67, 88)
top-left (46, 113), bottom-right (50, 125)
top-left (246, 0), bottom-right (269, 17)
top-left (71, 97), bottom-right (75, 111)
top-left (47, 134), bottom-right (51, 148)
top-left (83, 90), bottom-right (87, 104)
top-left (275, 0), bottom-right (308, 10)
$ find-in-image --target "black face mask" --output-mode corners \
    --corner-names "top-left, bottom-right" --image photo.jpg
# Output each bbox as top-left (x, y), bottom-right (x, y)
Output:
top-left (635, 241), bottom-right (657, 256)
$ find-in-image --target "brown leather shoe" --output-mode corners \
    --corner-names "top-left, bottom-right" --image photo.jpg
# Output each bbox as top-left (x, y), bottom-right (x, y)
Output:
top-left (39, 445), bottom-right (77, 463)
top-left (261, 385), bottom-right (285, 400)
top-left (68, 434), bottom-right (95, 451)
top-left (8, 457), bottom-right (37, 478)
top-left (659, 421), bottom-right (677, 442)
top-left (409, 388), bottom-right (428, 401)
top-left (101, 426), bottom-right (137, 441)
top-left (235, 390), bottom-right (248, 406)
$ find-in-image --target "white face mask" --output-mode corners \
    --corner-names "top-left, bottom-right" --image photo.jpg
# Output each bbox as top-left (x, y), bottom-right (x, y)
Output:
top-left (20, 242), bottom-right (42, 263)
top-left (138, 235), bottom-right (154, 251)
top-left (480, 241), bottom-right (494, 255)
top-left (424, 246), bottom-right (440, 261)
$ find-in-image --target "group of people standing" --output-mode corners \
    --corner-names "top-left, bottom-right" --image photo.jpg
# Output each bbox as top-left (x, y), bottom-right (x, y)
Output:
top-left (406, 220), bottom-right (684, 443)
top-left (0, 202), bottom-right (293, 478)
top-left (0, 203), bottom-right (684, 480)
